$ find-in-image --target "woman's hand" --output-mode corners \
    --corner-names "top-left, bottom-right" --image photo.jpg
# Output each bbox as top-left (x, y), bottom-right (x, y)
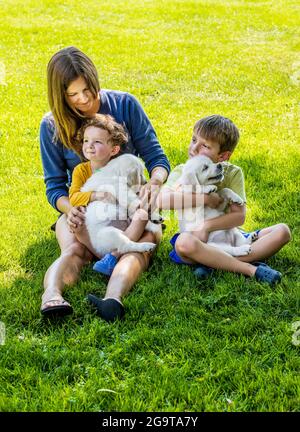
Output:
top-left (139, 178), bottom-right (163, 215)
top-left (66, 206), bottom-right (86, 233)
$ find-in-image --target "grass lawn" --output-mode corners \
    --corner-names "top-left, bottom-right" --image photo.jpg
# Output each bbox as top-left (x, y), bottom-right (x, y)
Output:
top-left (0, 0), bottom-right (299, 412)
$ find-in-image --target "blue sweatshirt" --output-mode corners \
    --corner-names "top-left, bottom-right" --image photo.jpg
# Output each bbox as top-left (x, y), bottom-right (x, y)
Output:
top-left (40, 89), bottom-right (170, 211)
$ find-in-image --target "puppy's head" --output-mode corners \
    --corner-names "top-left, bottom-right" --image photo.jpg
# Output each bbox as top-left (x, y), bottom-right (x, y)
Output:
top-left (182, 155), bottom-right (224, 187)
top-left (117, 154), bottom-right (146, 188)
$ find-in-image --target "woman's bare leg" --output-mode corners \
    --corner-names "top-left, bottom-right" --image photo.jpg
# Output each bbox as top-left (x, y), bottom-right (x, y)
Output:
top-left (104, 226), bottom-right (162, 302)
top-left (73, 222), bottom-right (102, 258)
top-left (41, 215), bottom-right (93, 311)
top-left (87, 226), bottom-right (162, 322)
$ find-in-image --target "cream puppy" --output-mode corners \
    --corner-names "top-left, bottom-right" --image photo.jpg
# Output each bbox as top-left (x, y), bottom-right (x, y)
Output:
top-left (176, 155), bottom-right (257, 256)
top-left (81, 154), bottom-right (161, 256)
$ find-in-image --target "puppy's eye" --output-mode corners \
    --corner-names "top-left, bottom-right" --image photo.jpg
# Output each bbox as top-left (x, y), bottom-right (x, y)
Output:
top-left (202, 165), bottom-right (209, 171)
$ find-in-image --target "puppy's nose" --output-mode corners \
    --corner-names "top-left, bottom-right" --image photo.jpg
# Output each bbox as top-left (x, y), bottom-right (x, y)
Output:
top-left (217, 163), bottom-right (222, 170)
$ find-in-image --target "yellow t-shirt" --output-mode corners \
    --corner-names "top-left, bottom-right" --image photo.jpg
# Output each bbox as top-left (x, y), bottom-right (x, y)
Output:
top-left (69, 162), bottom-right (93, 207)
top-left (163, 161), bottom-right (246, 203)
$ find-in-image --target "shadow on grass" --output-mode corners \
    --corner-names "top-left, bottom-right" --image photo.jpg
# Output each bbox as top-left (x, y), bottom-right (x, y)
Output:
top-left (4, 146), bottom-right (299, 335)
top-left (0, 233), bottom-right (110, 332)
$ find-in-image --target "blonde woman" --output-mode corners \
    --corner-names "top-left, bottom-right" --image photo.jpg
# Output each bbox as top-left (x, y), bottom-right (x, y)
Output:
top-left (40, 46), bottom-right (170, 322)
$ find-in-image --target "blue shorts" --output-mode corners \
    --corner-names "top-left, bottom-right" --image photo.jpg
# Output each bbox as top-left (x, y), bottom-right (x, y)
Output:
top-left (169, 229), bottom-right (261, 265)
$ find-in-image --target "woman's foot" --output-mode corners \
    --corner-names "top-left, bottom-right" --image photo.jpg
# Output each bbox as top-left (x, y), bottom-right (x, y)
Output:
top-left (41, 296), bottom-right (73, 318)
top-left (93, 254), bottom-right (118, 276)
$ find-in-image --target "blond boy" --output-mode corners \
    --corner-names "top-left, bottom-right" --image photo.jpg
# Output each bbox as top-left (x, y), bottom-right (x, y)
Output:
top-left (158, 115), bottom-right (291, 284)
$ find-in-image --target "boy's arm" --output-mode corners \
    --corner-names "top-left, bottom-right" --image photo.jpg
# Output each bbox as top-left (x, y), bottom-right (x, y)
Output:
top-left (194, 203), bottom-right (246, 241)
top-left (69, 167), bottom-right (93, 207)
top-left (69, 166), bottom-right (118, 207)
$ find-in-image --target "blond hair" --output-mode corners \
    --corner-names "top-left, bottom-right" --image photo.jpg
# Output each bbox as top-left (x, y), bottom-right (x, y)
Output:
top-left (47, 46), bottom-right (100, 153)
top-left (194, 115), bottom-right (240, 153)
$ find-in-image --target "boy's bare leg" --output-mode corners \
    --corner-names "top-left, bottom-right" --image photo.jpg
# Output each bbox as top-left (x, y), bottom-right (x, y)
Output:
top-left (104, 227), bottom-right (162, 302)
top-left (41, 215), bottom-right (93, 310)
top-left (175, 232), bottom-right (257, 277)
top-left (109, 208), bottom-right (151, 259)
top-left (174, 224), bottom-right (291, 277)
top-left (124, 208), bottom-right (149, 241)
top-left (237, 224), bottom-right (291, 262)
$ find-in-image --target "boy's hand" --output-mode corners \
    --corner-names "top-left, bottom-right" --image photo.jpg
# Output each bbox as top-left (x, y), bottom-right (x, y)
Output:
top-left (99, 191), bottom-right (117, 204)
top-left (67, 206), bottom-right (86, 233)
top-left (91, 191), bottom-right (117, 204)
top-left (205, 192), bottom-right (224, 209)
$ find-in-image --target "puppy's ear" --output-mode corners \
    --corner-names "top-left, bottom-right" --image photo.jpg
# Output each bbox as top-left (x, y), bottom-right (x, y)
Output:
top-left (182, 172), bottom-right (198, 186)
top-left (180, 172), bottom-right (199, 193)
top-left (127, 169), bottom-right (139, 187)
top-left (140, 173), bottom-right (147, 186)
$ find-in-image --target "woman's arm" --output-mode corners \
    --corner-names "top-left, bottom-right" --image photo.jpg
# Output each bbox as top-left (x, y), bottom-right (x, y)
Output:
top-left (39, 115), bottom-right (72, 211)
top-left (127, 94), bottom-right (170, 176)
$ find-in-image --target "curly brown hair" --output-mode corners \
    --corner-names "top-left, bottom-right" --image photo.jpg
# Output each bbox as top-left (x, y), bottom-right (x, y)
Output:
top-left (77, 114), bottom-right (128, 153)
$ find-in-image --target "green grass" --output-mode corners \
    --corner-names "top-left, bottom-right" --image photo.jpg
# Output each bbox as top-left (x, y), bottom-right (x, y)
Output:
top-left (0, 0), bottom-right (299, 412)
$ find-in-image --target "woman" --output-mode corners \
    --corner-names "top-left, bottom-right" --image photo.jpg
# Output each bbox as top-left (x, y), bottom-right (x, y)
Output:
top-left (40, 46), bottom-right (170, 322)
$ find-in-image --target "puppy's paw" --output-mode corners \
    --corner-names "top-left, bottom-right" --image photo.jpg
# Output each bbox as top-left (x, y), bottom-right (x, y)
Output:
top-left (250, 231), bottom-right (259, 242)
top-left (235, 244), bottom-right (251, 256)
top-left (140, 242), bottom-right (156, 252)
top-left (231, 197), bottom-right (244, 206)
top-left (219, 188), bottom-right (243, 205)
top-left (150, 212), bottom-right (164, 224)
top-left (203, 185), bottom-right (217, 194)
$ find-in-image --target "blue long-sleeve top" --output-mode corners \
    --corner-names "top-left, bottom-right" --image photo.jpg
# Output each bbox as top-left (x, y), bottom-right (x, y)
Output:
top-left (40, 89), bottom-right (170, 211)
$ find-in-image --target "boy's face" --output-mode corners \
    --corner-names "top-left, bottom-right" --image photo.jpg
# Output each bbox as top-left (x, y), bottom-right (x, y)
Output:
top-left (82, 126), bottom-right (120, 163)
top-left (188, 131), bottom-right (231, 163)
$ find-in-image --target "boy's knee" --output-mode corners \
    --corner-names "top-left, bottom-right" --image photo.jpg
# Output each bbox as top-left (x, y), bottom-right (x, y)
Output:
top-left (133, 208), bottom-right (148, 221)
top-left (175, 233), bottom-right (198, 256)
top-left (278, 223), bottom-right (292, 244)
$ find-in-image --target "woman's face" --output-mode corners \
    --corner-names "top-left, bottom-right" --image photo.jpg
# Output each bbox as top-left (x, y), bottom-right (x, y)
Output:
top-left (65, 76), bottom-right (99, 115)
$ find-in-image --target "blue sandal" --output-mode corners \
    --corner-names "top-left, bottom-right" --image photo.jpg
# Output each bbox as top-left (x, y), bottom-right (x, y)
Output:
top-left (194, 265), bottom-right (214, 279)
top-left (93, 253), bottom-right (118, 276)
top-left (254, 264), bottom-right (282, 285)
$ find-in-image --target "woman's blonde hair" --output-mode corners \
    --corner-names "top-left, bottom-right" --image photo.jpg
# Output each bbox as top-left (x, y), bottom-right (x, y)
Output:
top-left (47, 46), bottom-right (100, 153)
